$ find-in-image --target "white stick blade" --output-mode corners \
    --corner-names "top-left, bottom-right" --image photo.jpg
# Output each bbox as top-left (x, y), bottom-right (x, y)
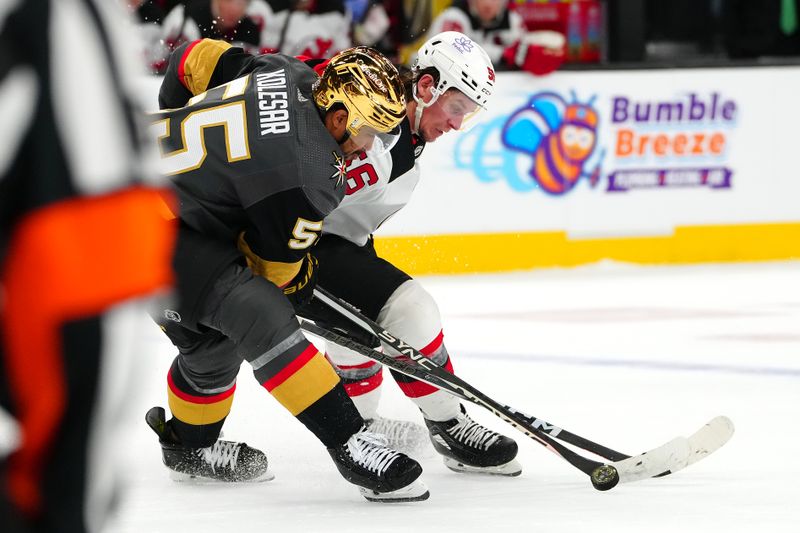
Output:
top-left (685, 415), bottom-right (735, 468)
top-left (616, 416), bottom-right (734, 484)
top-left (616, 437), bottom-right (691, 483)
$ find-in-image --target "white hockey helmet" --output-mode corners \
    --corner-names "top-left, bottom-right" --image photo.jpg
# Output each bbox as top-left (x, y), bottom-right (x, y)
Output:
top-left (411, 31), bottom-right (496, 132)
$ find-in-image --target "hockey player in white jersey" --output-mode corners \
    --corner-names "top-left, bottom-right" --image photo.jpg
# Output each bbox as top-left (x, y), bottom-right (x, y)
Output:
top-left (309, 32), bottom-right (522, 477)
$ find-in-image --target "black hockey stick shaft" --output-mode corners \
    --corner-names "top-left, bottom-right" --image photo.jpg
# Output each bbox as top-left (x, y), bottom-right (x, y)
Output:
top-left (309, 287), bottom-right (615, 478)
top-left (497, 406), bottom-right (629, 462)
top-left (311, 286), bottom-right (630, 462)
top-left (300, 319), bottom-right (604, 477)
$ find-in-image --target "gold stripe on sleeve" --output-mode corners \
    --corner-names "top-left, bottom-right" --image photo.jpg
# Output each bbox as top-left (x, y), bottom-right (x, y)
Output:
top-left (182, 39), bottom-right (233, 96)
top-left (237, 232), bottom-right (302, 287)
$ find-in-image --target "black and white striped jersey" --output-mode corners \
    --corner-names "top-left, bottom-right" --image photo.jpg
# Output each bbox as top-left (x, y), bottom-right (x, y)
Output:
top-left (0, 0), bottom-right (156, 263)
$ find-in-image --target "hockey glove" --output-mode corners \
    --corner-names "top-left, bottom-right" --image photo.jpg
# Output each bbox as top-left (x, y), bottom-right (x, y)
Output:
top-left (298, 295), bottom-right (382, 350)
top-left (283, 253), bottom-right (318, 312)
top-left (502, 30), bottom-right (566, 76)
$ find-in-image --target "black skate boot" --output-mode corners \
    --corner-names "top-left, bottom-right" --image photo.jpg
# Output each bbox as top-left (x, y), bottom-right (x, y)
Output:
top-left (424, 405), bottom-right (522, 476)
top-left (328, 426), bottom-right (429, 503)
top-left (145, 406), bottom-right (274, 482)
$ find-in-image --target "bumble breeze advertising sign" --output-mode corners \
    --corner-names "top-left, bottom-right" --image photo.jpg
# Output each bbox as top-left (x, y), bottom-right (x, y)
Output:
top-left (497, 89), bottom-right (738, 196)
top-left (606, 93), bottom-right (736, 192)
top-left (374, 66), bottom-right (800, 241)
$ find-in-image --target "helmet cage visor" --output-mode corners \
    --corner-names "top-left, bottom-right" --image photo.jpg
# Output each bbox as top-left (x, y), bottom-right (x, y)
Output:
top-left (435, 88), bottom-right (484, 131)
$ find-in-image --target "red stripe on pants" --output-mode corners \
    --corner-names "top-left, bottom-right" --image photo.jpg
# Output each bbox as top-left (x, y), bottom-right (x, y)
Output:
top-left (395, 330), bottom-right (454, 398)
top-left (343, 368), bottom-right (383, 397)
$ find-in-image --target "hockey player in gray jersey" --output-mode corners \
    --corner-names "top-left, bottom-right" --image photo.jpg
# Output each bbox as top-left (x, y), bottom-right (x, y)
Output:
top-left (144, 40), bottom-right (429, 502)
top-left (309, 32), bottom-right (523, 477)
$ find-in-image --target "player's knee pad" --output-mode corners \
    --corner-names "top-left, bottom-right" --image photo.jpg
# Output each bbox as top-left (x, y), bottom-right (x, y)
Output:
top-left (379, 281), bottom-right (456, 417)
top-left (377, 280), bottom-right (442, 350)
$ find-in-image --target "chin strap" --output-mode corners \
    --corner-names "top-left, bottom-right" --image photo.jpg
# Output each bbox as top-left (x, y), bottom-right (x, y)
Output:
top-left (411, 83), bottom-right (441, 135)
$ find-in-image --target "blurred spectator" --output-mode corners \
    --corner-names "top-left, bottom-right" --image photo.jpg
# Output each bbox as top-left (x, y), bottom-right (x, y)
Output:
top-left (343, 1), bottom-right (449, 64)
top-left (427, 0), bottom-right (566, 75)
top-left (131, 0), bottom-right (184, 24)
top-left (128, 1), bottom-right (185, 70)
top-left (247, 0), bottom-right (277, 31)
top-left (349, 0), bottom-right (391, 49)
top-left (152, 0), bottom-right (269, 71)
top-left (261, 0), bottom-right (351, 58)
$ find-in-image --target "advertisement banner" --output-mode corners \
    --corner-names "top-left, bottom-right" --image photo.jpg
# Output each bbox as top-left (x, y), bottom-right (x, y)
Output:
top-left (379, 67), bottom-right (800, 242)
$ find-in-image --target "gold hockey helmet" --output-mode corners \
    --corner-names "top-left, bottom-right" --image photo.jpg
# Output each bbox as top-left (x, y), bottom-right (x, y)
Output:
top-left (313, 47), bottom-right (406, 153)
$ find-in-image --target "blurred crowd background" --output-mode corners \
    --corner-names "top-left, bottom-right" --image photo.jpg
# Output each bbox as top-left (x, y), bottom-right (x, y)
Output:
top-left (127, 0), bottom-right (800, 76)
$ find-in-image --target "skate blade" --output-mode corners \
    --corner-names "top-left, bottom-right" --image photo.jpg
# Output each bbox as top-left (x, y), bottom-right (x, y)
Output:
top-left (169, 468), bottom-right (276, 483)
top-left (443, 457), bottom-right (522, 477)
top-left (360, 479), bottom-right (430, 503)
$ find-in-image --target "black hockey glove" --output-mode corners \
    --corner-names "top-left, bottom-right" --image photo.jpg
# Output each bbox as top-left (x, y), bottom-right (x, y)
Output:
top-left (283, 253), bottom-right (318, 312)
top-left (297, 294), bottom-right (381, 350)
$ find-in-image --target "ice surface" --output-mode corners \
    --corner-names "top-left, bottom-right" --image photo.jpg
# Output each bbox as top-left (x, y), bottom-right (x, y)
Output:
top-left (108, 261), bottom-right (800, 533)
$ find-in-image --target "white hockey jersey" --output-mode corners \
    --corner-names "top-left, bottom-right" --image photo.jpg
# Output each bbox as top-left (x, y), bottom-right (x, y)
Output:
top-left (323, 118), bottom-right (425, 246)
top-left (260, 5), bottom-right (351, 58)
top-left (427, 2), bottom-right (525, 66)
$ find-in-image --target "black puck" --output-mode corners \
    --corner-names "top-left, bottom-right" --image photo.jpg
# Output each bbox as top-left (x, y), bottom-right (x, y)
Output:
top-left (590, 465), bottom-right (620, 491)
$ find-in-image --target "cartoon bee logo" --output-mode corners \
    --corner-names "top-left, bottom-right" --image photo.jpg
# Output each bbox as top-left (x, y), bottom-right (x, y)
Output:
top-left (502, 91), bottom-right (603, 195)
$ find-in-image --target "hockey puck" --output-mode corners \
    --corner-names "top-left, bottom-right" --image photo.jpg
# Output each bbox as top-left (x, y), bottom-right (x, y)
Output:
top-left (590, 465), bottom-right (620, 491)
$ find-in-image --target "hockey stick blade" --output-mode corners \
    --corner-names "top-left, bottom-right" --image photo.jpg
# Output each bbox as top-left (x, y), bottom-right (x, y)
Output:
top-left (614, 416), bottom-right (735, 483)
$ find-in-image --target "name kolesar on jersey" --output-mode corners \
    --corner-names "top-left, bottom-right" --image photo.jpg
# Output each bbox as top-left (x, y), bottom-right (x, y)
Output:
top-left (256, 69), bottom-right (290, 136)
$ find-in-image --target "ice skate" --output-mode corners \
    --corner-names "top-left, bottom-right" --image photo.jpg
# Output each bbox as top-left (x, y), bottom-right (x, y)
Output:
top-left (365, 416), bottom-right (431, 457)
top-left (328, 426), bottom-right (429, 503)
top-left (425, 406), bottom-right (522, 476)
top-left (145, 406), bottom-right (274, 483)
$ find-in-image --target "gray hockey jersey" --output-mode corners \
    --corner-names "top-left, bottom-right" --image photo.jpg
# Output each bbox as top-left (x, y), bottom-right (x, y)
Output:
top-left (153, 48), bottom-right (347, 268)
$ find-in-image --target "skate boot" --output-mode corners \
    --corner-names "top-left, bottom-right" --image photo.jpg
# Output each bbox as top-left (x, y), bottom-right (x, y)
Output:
top-left (425, 406), bottom-right (522, 476)
top-left (365, 417), bottom-right (431, 457)
top-left (145, 406), bottom-right (274, 482)
top-left (328, 426), bottom-right (429, 503)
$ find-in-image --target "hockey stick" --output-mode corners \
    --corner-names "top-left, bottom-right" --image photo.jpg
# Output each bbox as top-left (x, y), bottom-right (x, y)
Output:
top-left (306, 286), bottom-right (735, 489)
top-left (300, 319), bottom-right (619, 490)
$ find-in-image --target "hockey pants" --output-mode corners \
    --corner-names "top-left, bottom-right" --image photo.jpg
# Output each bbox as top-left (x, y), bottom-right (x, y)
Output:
top-left (158, 261), bottom-right (362, 449)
